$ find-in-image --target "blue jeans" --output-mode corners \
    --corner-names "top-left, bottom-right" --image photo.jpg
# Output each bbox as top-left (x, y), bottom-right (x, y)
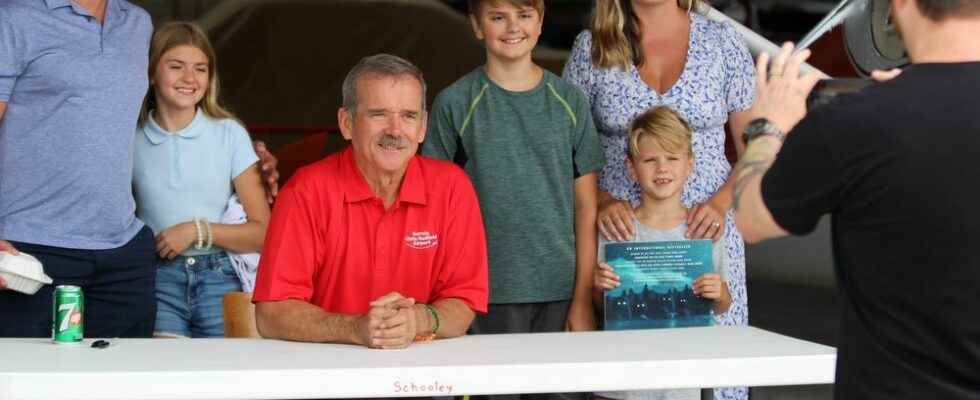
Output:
top-left (0, 226), bottom-right (157, 338)
top-left (154, 252), bottom-right (242, 338)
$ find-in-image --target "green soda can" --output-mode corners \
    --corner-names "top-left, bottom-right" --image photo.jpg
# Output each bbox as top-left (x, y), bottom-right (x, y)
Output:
top-left (52, 285), bottom-right (84, 344)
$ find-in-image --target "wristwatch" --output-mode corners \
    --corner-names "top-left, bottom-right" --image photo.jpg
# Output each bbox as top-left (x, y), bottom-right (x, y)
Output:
top-left (741, 118), bottom-right (786, 145)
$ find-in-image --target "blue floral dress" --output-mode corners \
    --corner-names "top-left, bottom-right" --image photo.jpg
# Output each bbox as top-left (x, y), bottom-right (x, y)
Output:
top-left (563, 13), bottom-right (755, 400)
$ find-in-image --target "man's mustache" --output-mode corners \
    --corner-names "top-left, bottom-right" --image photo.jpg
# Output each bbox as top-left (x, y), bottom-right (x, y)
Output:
top-left (377, 134), bottom-right (410, 150)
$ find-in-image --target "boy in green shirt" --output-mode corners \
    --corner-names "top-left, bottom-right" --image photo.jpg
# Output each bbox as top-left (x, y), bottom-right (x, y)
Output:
top-left (422, 0), bottom-right (604, 345)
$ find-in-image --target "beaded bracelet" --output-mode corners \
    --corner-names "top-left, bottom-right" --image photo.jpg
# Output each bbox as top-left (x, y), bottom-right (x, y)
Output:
top-left (193, 218), bottom-right (204, 250)
top-left (203, 220), bottom-right (214, 251)
top-left (421, 303), bottom-right (440, 335)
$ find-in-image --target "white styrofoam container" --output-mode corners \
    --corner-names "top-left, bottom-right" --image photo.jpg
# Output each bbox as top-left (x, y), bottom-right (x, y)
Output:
top-left (0, 252), bottom-right (53, 295)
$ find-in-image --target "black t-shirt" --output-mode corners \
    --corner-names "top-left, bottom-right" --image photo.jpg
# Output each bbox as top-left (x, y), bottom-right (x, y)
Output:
top-left (762, 63), bottom-right (980, 399)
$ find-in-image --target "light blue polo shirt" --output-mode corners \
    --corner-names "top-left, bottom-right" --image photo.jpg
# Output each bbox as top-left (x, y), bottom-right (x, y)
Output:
top-left (133, 110), bottom-right (259, 256)
top-left (0, 0), bottom-right (152, 249)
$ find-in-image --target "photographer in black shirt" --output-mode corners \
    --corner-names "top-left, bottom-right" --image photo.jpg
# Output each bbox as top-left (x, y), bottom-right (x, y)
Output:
top-left (731, 0), bottom-right (980, 398)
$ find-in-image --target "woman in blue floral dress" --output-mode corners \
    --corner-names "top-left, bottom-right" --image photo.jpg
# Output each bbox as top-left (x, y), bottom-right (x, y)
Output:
top-left (563, 1), bottom-right (755, 399)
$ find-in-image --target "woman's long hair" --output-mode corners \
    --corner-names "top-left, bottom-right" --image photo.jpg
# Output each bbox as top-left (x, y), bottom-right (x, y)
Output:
top-left (590, 0), bottom-right (705, 70)
top-left (138, 21), bottom-right (235, 127)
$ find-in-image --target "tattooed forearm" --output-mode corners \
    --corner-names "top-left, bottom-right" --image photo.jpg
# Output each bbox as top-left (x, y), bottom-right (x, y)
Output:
top-left (732, 138), bottom-right (782, 212)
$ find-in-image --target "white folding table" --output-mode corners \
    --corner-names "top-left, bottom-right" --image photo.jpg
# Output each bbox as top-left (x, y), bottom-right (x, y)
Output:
top-left (0, 326), bottom-right (835, 400)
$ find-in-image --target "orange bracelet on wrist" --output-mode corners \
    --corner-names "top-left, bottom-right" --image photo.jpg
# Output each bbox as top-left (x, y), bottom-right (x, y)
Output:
top-left (413, 303), bottom-right (440, 342)
top-left (413, 332), bottom-right (436, 342)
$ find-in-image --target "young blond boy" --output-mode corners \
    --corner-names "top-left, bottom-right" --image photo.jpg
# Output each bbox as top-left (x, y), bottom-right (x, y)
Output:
top-left (595, 107), bottom-right (732, 400)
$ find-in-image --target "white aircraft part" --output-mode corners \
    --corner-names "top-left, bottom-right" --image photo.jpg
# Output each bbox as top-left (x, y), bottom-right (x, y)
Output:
top-left (704, 5), bottom-right (830, 78)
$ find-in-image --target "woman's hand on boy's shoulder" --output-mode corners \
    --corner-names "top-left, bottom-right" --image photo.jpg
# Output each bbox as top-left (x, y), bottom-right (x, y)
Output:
top-left (597, 197), bottom-right (635, 242)
top-left (686, 201), bottom-right (725, 241)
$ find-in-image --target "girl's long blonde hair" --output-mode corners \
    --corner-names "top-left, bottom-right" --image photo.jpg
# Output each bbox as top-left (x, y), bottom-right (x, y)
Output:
top-left (138, 21), bottom-right (234, 127)
top-left (590, 0), bottom-right (705, 70)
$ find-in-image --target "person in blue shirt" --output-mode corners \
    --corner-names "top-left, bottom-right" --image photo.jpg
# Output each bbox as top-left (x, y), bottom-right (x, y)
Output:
top-left (0, 0), bottom-right (278, 338)
top-left (133, 21), bottom-right (270, 338)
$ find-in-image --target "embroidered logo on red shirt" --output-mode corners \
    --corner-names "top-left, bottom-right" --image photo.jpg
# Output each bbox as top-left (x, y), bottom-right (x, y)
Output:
top-left (405, 231), bottom-right (439, 250)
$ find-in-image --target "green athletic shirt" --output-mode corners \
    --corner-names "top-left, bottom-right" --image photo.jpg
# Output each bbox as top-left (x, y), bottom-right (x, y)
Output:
top-left (422, 67), bottom-right (605, 303)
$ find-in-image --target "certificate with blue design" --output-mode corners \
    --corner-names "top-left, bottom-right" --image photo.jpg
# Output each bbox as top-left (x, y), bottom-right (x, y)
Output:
top-left (603, 240), bottom-right (715, 330)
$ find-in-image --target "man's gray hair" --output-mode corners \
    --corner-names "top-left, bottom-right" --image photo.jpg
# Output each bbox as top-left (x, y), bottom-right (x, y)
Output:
top-left (341, 54), bottom-right (427, 115)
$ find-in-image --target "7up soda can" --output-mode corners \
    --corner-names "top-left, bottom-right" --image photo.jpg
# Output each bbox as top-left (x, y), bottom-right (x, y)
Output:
top-left (52, 285), bottom-right (84, 344)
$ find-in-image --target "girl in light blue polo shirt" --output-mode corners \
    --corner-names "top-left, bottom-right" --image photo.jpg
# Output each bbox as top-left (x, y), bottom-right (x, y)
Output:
top-left (133, 22), bottom-right (270, 338)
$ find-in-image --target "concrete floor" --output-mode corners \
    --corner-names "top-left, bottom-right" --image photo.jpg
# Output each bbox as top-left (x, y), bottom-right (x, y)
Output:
top-left (737, 216), bottom-right (840, 399)
top-left (750, 384), bottom-right (834, 400)
top-left (744, 278), bottom-right (839, 400)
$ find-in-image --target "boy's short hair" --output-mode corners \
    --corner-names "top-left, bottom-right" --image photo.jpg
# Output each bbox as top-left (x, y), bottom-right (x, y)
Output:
top-left (627, 107), bottom-right (693, 160)
top-left (468, 0), bottom-right (545, 15)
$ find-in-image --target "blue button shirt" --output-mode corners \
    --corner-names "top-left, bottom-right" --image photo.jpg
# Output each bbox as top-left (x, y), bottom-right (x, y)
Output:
top-left (0, 0), bottom-right (152, 249)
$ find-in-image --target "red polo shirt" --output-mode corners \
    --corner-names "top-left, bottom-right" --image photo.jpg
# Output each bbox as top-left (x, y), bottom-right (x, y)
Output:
top-left (253, 146), bottom-right (489, 315)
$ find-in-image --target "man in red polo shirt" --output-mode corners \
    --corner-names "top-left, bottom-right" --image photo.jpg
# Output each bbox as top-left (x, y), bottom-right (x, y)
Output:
top-left (253, 54), bottom-right (489, 349)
